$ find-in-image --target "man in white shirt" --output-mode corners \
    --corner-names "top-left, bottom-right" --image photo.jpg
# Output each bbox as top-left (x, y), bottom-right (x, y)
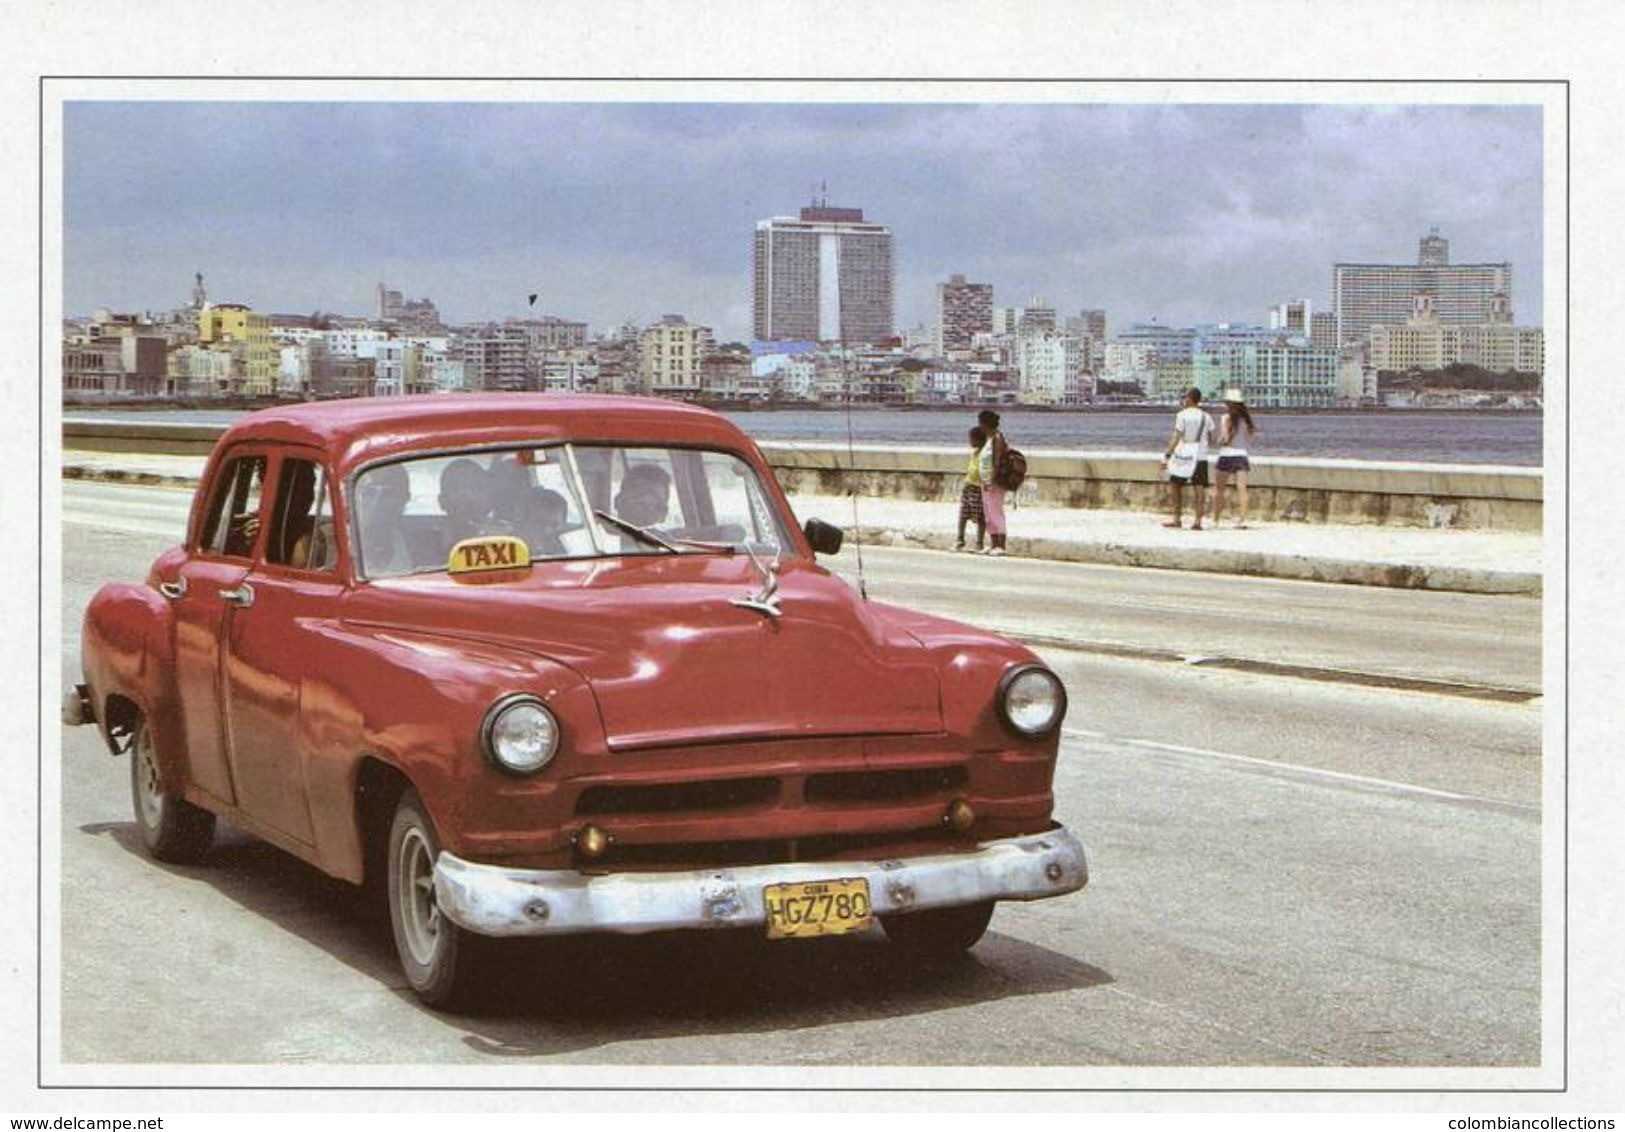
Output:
top-left (1159, 387), bottom-right (1216, 531)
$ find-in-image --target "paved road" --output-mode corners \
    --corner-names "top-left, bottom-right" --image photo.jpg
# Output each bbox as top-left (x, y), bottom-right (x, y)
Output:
top-left (52, 481), bottom-right (1543, 1072)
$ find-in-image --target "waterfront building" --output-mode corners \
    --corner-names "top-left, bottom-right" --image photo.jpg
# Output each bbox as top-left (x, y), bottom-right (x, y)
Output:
top-left (752, 352), bottom-right (816, 401)
top-left (196, 303), bottom-right (277, 395)
top-left (63, 310), bottom-right (172, 397)
top-left (753, 200), bottom-right (894, 344)
top-left (1196, 323), bottom-right (1285, 351)
top-left (1332, 231), bottom-right (1514, 347)
top-left (1367, 293), bottom-right (1544, 375)
top-left (1101, 341), bottom-right (1155, 392)
top-left (1016, 331), bottom-right (1082, 405)
top-left (169, 343), bottom-right (237, 397)
top-left (936, 274), bottom-right (993, 356)
top-left (639, 315), bottom-right (714, 397)
top-left (1116, 323), bottom-right (1199, 363)
top-left (537, 350), bottom-right (598, 394)
top-left (699, 350), bottom-right (758, 400)
top-left (916, 366), bottom-right (980, 404)
top-left (1191, 341), bottom-right (1339, 408)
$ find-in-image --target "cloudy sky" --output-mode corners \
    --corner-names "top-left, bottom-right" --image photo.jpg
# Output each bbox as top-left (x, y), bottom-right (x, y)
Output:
top-left (62, 99), bottom-right (1544, 341)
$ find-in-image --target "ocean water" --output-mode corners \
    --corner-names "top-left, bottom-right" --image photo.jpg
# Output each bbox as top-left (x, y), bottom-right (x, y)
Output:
top-left (719, 408), bottom-right (1544, 466)
top-left (64, 405), bottom-right (1545, 466)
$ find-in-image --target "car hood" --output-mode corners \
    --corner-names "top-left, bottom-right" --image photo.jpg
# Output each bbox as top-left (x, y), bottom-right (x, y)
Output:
top-left (345, 554), bottom-right (943, 750)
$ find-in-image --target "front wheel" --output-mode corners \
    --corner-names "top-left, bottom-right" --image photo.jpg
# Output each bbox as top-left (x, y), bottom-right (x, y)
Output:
top-left (880, 900), bottom-right (995, 958)
top-left (387, 789), bottom-right (475, 1009)
top-left (129, 718), bottom-right (214, 864)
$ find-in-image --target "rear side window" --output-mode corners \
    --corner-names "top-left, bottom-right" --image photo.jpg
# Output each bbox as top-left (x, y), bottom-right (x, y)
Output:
top-left (200, 455), bottom-right (268, 558)
top-left (266, 459), bottom-right (336, 572)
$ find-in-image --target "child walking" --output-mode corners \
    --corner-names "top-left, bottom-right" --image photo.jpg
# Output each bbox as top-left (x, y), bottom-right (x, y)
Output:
top-left (955, 425), bottom-right (987, 552)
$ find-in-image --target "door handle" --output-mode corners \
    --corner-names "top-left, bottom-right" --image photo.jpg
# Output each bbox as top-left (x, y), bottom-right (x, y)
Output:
top-left (158, 578), bottom-right (187, 600)
top-left (218, 583), bottom-right (255, 609)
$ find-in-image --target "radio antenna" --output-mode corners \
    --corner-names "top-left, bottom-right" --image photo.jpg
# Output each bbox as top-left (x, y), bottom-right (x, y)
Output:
top-left (842, 344), bottom-right (869, 601)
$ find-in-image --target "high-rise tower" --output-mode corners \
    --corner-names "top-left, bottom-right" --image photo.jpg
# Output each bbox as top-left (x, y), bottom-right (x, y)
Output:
top-left (753, 198), bottom-right (894, 344)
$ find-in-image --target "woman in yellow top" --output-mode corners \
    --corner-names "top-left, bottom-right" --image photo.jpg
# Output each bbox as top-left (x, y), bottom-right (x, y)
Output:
top-left (955, 425), bottom-right (988, 552)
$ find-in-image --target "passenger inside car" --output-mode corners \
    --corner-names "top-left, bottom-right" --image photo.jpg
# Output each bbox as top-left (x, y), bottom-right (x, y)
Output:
top-left (438, 457), bottom-right (503, 551)
top-left (613, 462), bottom-right (672, 529)
top-left (356, 463), bottom-right (413, 575)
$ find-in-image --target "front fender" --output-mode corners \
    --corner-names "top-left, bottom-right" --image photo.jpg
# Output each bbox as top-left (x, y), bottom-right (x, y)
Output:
top-left (300, 621), bottom-right (606, 880)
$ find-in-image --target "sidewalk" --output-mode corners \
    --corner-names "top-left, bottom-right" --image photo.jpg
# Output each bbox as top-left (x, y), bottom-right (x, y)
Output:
top-left (60, 450), bottom-right (1542, 595)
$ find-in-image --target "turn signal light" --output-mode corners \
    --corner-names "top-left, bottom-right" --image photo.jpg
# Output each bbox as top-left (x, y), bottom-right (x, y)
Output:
top-left (944, 799), bottom-right (976, 833)
top-left (576, 824), bottom-right (611, 859)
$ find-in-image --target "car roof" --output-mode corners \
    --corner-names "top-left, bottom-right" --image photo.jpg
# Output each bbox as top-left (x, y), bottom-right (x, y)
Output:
top-left (214, 393), bottom-right (754, 471)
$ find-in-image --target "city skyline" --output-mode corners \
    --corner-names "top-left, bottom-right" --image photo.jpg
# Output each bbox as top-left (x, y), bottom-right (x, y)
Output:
top-left (64, 101), bottom-right (1544, 340)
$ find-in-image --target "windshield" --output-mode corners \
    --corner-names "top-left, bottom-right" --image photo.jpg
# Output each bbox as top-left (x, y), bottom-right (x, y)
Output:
top-left (352, 444), bottom-right (791, 579)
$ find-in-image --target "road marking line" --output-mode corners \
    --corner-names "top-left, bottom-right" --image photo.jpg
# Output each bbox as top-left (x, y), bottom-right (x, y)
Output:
top-left (1061, 727), bottom-right (1538, 815)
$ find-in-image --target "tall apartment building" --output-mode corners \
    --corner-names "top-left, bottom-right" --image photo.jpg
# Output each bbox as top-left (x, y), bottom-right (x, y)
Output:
top-left (639, 315), bottom-right (714, 397)
top-left (1332, 231), bottom-right (1513, 347)
top-left (935, 274), bottom-right (993, 355)
top-left (461, 324), bottom-right (532, 391)
top-left (753, 201), bottom-right (894, 344)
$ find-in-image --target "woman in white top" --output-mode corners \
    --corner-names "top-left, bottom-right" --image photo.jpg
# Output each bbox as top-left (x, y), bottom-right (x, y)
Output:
top-left (1212, 388), bottom-right (1258, 529)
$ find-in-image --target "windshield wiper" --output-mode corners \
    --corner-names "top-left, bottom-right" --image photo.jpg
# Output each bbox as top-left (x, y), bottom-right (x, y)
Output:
top-left (593, 510), bottom-right (682, 553)
top-left (593, 511), bottom-right (741, 555)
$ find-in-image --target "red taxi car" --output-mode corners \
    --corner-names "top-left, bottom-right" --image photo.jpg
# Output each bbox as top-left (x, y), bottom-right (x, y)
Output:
top-left (68, 395), bottom-right (1087, 1007)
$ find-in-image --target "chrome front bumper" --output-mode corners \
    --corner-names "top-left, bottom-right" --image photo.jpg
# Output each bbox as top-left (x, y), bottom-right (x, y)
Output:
top-left (433, 828), bottom-right (1088, 938)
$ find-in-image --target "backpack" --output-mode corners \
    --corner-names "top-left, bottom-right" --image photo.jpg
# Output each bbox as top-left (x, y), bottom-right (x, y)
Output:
top-left (995, 445), bottom-right (1028, 491)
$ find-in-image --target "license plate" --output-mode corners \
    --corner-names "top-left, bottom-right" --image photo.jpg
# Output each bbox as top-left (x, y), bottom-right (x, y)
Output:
top-left (763, 877), bottom-right (873, 940)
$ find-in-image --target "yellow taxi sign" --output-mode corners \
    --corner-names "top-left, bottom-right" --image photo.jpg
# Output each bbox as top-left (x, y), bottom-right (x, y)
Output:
top-left (447, 535), bottom-right (532, 581)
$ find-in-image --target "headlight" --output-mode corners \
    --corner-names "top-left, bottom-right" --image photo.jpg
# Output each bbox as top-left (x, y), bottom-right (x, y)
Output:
top-left (481, 694), bottom-right (560, 774)
top-left (997, 665), bottom-right (1066, 738)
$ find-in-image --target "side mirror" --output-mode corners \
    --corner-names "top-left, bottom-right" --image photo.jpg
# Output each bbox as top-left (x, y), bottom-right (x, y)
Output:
top-left (802, 517), bottom-right (844, 556)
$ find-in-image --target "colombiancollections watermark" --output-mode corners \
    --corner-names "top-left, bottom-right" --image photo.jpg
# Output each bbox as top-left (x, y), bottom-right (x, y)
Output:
top-left (1449, 1121), bottom-right (1615, 1130)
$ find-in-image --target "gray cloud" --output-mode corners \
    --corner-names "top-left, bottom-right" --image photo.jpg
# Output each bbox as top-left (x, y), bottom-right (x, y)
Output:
top-left (64, 99), bottom-right (1543, 338)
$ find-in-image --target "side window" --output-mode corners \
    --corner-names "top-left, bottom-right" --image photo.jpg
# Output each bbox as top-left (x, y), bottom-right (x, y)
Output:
top-left (266, 459), bottom-right (336, 572)
top-left (200, 456), bottom-right (268, 559)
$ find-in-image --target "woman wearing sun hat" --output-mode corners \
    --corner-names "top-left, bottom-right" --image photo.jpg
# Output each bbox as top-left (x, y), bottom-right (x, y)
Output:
top-left (1212, 388), bottom-right (1258, 528)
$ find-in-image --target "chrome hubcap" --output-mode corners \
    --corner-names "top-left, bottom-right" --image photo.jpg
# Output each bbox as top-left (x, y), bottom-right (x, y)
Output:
top-left (397, 825), bottom-right (441, 966)
top-left (134, 729), bottom-right (163, 828)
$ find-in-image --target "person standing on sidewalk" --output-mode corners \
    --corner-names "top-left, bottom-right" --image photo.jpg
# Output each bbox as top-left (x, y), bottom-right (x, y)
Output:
top-left (955, 425), bottom-right (988, 552)
top-left (1159, 387), bottom-right (1215, 530)
top-left (977, 409), bottom-right (1010, 555)
top-left (1212, 388), bottom-right (1258, 528)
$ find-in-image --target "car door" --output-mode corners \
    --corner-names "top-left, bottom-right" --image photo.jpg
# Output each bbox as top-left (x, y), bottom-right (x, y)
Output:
top-left (219, 451), bottom-right (342, 846)
top-left (165, 449), bottom-right (269, 807)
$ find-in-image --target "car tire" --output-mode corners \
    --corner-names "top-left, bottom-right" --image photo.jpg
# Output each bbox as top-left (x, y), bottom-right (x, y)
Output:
top-left (129, 717), bottom-right (215, 864)
top-left (387, 789), bottom-right (475, 1009)
top-left (880, 900), bottom-right (995, 957)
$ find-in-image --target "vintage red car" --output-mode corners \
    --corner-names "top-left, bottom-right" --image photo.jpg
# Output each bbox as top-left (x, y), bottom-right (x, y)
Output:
top-left (68, 394), bottom-right (1087, 1007)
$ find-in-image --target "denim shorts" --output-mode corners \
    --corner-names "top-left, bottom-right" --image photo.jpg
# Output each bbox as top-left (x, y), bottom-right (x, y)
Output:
top-left (1216, 455), bottom-right (1251, 474)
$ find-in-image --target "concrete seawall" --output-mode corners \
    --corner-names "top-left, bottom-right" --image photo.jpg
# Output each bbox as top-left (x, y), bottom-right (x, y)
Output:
top-left (62, 420), bottom-right (1542, 532)
top-left (761, 442), bottom-right (1542, 532)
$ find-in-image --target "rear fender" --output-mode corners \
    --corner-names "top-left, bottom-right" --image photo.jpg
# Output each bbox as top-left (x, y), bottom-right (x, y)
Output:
top-left (80, 582), bottom-right (186, 788)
